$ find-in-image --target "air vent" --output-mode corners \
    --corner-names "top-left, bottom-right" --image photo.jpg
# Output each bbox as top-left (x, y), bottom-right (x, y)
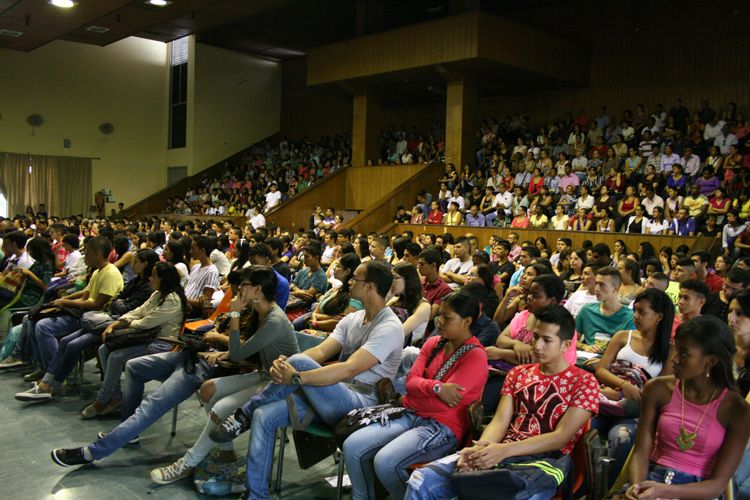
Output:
top-left (0, 29), bottom-right (23, 37)
top-left (86, 25), bottom-right (110, 33)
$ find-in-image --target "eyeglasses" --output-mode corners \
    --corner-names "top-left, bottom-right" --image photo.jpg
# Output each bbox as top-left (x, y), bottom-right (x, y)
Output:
top-left (391, 275), bottom-right (404, 280)
top-left (349, 277), bottom-right (368, 284)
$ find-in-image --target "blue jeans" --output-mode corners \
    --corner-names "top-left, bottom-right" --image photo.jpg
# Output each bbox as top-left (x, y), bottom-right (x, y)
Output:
top-left (12, 314), bottom-right (36, 360)
top-left (41, 329), bottom-right (101, 389)
top-left (30, 315), bottom-right (82, 370)
top-left (734, 440), bottom-right (750, 497)
top-left (87, 351), bottom-right (212, 460)
top-left (404, 454), bottom-right (557, 500)
top-left (1, 324), bottom-right (22, 359)
top-left (343, 412), bottom-right (457, 500)
top-left (243, 353), bottom-right (373, 499)
top-left (96, 343), bottom-right (149, 404)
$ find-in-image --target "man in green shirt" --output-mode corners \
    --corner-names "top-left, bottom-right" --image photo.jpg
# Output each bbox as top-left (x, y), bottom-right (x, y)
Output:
top-left (575, 267), bottom-right (635, 352)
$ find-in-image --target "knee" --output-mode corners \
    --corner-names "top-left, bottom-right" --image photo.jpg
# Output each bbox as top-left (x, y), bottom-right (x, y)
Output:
top-left (124, 358), bottom-right (143, 377)
top-left (286, 353), bottom-right (317, 371)
top-left (610, 424), bottom-right (634, 446)
top-left (199, 380), bottom-right (216, 404)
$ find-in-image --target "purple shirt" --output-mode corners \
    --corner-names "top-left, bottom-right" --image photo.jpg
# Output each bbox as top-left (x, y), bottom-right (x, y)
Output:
top-left (558, 174), bottom-right (580, 193)
top-left (695, 176), bottom-right (721, 196)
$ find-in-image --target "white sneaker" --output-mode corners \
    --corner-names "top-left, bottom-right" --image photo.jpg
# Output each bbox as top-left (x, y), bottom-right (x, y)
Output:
top-left (15, 384), bottom-right (53, 402)
top-left (0, 357), bottom-right (27, 370)
top-left (150, 457), bottom-right (193, 484)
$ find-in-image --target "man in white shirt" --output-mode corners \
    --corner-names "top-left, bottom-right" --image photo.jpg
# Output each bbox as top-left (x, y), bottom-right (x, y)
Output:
top-left (439, 237), bottom-right (473, 288)
top-left (681, 146), bottom-right (701, 179)
top-left (638, 130), bottom-right (658, 158)
top-left (265, 184), bottom-right (282, 211)
top-left (703, 117), bottom-right (725, 142)
top-left (564, 263), bottom-right (599, 318)
top-left (714, 125), bottom-right (738, 155)
top-left (659, 144), bottom-right (681, 175)
top-left (486, 184), bottom-right (512, 227)
top-left (249, 207), bottom-right (266, 230)
top-left (640, 185), bottom-right (664, 217)
top-left (185, 236), bottom-right (221, 315)
top-left (1, 231), bottom-right (34, 271)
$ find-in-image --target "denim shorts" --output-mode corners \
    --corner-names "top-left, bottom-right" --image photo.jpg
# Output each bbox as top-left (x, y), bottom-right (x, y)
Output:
top-left (648, 463), bottom-right (704, 485)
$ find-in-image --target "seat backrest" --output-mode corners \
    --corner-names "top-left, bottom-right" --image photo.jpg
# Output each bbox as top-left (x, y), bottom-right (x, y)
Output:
top-left (208, 288), bottom-right (233, 321)
top-left (464, 400), bottom-right (485, 446)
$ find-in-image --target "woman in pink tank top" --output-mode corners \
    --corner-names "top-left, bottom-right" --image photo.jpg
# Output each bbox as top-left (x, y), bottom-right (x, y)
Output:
top-left (621, 316), bottom-right (750, 500)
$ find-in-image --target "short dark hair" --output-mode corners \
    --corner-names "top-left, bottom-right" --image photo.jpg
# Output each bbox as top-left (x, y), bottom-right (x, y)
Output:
top-left (419, 246), bottom-right (443, 267)
top-left (303, 242), bottom-right (323, 259)
top-left (592, 243), bottom-right (611, 258)
top-left (193, 235), bottom-right (215, 256)
top-left (675, 257), bottom-right (695, 271)
top-left (521, 245), bottom-right (541, 258)
top-left (404, 241), bottom-right (422, 257)
top-left (650, 272), bottom-right (669, 286)
top-left (691, 251), bottom-right (711, 265)
top-left (680, 279), bottom-right (710, 300)
top-left (727, 268), bottom-right (750, 287)
top-left (531, 274), bottom-right (566, 303)
top-left (363, 261), bottom-right (393, 298)
top-left (534, 304), bottom-right (576, 341)
top-left (62, 234), bottom-right (79, 249)
top-left (247, 243), bottom-right (274, 261)
top-left (3, 231), bottom-right (27, 250)
top-left (85, 236), bottom-right (112, 259)
top-left (558, 237), bottom-right (572, 247)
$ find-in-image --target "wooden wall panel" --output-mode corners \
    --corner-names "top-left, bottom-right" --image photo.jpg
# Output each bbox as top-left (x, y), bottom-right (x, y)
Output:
top-left (345, 164), bottom-right (425, 210)
top-left (265, 167), bottom-right (348, 232)
top-left (389, 223), bottom-right (708, 255)
top-left (307, 13), bottom-right (480, 85)
top-left (344, 165), bottom-right (444, 234)
top-left (280, 57), bottom-right (352, 140)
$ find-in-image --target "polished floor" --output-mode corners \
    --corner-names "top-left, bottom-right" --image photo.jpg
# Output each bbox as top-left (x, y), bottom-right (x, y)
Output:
top-left (0, 360), bottom-right (347, 499)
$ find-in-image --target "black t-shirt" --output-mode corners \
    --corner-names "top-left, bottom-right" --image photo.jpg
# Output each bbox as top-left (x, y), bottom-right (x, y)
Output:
top-left (739, 355), bottom-right (750, 398)
top-left (702, 292), bottom-right (729, 323)
top-left (492, 261), bottom-right (516, 290)
top-left (273, 261), bottom-right (292, 281)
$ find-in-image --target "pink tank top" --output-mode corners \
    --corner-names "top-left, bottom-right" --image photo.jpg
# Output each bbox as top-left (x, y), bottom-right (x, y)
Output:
top-left (651, 382), bottom-right (728, 478)
top-left (509, 310), bottom-right (578, 365)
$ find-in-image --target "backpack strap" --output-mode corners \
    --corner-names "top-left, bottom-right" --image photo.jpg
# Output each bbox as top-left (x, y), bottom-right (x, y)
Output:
top-left (423, 338), bottom-right (477, 381)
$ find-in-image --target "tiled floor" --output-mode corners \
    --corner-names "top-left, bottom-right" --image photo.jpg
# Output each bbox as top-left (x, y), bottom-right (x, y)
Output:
top-left (0, 361), bottom-right (348, 499)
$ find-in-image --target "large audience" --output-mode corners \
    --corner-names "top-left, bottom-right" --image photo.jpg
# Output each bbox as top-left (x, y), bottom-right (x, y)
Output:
top-left (0, 97), bottom-right (749, 500)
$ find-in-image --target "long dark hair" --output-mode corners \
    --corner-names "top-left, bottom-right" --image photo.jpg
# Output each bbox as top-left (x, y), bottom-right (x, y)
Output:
top-left (633, 289), bottom-right (673, 366)
top-left (393, 262), bottom-right (423, 313)
top-left (134, 248), bottom-right (159, 279)
top-left (321, 253), bottom-right (361, 315)
top-left (165, 240), bottom-right (187, 266)
top-left (675, 315), bottom-right (737, 390)
top-left (152, 262), bottom-right (188, 318)
top-left (231, 239), bottom-right (251, 271)
top-left (26, 237), bottom-right (55, 269)
top-left (441, 290), bottom-right (480, 328)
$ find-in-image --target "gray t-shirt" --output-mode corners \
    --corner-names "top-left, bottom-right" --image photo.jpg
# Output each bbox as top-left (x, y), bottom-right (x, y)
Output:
top-left (228, 305), bottom-right (299, 371)
top-left (329, 307), bottom-right (403, 386)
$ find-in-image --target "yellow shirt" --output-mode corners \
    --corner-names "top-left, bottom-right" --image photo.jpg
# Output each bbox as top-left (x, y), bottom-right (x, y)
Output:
top-left (444, 211), bottom-right (462, 226)
top-left (85, 263), bottom-right (124, 307)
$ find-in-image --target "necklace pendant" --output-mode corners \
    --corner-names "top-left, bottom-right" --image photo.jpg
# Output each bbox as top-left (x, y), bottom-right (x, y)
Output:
top-left (676, 426), bottom-right (696, 451)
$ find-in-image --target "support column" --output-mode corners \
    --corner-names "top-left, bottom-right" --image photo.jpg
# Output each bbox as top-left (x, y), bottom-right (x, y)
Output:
top-left (445, 77), bottom-right (477, 170)
top-left (352, 88), bottom-right (382, 166)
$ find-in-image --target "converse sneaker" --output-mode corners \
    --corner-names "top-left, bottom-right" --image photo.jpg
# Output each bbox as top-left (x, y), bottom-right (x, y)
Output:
top-left (51, 447), bottom-right (91, 467)
top-left (0, 357), bottom-right (28, 370)
top-left (209, 408), bottom-right (252, 443)
top-left (97, 431), bottom-right (140, 445)
top-left (150, 457), bottom-right (194, 485)
top-left (15, 383), bottom-right (53, 402)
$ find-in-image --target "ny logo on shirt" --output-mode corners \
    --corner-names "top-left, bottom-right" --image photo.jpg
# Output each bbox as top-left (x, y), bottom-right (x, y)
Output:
top-left (514, 381), bottom-right (565, 434)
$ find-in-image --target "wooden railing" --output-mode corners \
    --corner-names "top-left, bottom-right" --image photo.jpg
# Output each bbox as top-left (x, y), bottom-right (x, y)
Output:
top-left (385, 223), bottom-right (714, 254)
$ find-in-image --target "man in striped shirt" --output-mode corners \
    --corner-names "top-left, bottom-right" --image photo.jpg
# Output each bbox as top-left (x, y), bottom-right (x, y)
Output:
top-left (185, 236), bottom-right (220, 316)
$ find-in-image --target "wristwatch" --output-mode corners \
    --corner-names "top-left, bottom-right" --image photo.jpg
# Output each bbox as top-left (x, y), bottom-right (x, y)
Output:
top-left (291, 373), bottom-right (302, 385)
top-left (432, 382), bottom-right (442, 395)
top-left (229, 311), bottom-right (241, 318)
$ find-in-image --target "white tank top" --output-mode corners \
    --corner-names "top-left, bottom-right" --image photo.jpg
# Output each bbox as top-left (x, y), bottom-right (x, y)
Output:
top-left (616, 330), bottom-right (663, 378)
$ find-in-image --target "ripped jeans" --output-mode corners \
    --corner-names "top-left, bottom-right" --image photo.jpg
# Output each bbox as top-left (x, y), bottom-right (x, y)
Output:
top-left (591, 416), bottom-right (638, 486)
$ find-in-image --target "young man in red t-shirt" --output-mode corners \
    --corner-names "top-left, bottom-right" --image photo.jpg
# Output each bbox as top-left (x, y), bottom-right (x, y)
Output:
top-left (405, 304), bottom-right (599, 500)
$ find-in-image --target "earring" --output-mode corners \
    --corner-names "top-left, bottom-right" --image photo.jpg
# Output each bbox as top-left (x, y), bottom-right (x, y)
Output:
top-left (706, 371), bottom-right (710, 379)
top-left (252, 298), bottom-right (261, 304)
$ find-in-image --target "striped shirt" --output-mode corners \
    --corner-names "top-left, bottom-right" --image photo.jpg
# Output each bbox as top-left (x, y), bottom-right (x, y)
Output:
top-left (184, 263), bottom-right (220, 300)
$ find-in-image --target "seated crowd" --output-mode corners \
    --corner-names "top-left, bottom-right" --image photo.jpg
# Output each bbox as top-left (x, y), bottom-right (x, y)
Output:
top-left (1, 202), bottom-right (750, 500)
top-left (163, 135), bottom-right (352, 217)
top-left (397, 100), bottom-right (750, 252)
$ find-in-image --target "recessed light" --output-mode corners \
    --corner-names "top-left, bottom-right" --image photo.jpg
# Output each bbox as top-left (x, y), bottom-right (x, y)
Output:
top-left (50, 0), bottom-right (76, 8)
top-left (86, 25), bottom-right (110, 33)
top-left (146, 0), bottom-right (171, 6)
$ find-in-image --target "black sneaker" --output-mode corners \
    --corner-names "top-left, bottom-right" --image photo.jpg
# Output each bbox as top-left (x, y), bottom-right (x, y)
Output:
top-left (209, 408), bottom-right (251, 443)
top-left (51, 447), bottom-right (91, 467)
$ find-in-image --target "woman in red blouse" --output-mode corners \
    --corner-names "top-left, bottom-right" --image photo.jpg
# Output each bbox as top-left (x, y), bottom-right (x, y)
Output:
top-left (527, 167), bottom-right (545, 196)
top-left (510, 206), bottom-right (530, 228)
top-left (427, 201), bottom-right (444, 225)
top-left (342, 290), bottom-right (488, 500)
